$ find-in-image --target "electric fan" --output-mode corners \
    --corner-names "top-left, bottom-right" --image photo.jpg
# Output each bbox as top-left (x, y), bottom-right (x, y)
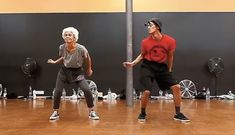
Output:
top-left (207, 57), bottom-right (224, 97)
top-left (21, 57), bottom-right (37, 95)
top-left (208, 57), bottom-right (224, 77)
top-left (21, 57), bottom-right (37, 78)
top-left (179, 79), bottom-right (197, 99)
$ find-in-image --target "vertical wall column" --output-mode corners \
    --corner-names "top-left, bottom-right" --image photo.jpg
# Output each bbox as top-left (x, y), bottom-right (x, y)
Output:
top-left (126, 0), bottom-right (133, 106)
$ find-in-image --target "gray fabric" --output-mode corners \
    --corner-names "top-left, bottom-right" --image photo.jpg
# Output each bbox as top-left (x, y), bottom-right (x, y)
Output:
top-left (60, 66), bottom-right (85, 83)
top-left (53, 68), bottom-right (94, 109)
top-left (59, 43), bottom-right (88, 68)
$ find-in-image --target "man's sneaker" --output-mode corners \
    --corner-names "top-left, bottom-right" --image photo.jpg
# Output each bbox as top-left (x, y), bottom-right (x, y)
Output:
top-left (49, 111), bottom-right (59, 120)
top-left (89, 111), bottom-right (99, 120)
top-left (138, 113), bottom-right (146, 122)
top-left (174, 113), bottom-right (190, 122)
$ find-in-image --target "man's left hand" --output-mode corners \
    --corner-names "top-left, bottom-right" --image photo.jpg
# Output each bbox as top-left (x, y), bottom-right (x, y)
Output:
top-left (86, 69), bottom-right (93, 76)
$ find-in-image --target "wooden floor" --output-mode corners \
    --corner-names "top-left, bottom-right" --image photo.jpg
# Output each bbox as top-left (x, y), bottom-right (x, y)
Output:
top-left (0, 98), bottom-right (234, 135)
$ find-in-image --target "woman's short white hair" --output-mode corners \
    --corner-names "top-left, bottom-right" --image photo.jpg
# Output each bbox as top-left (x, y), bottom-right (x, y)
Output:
top-left (62, 27), bottom-right (79, 42)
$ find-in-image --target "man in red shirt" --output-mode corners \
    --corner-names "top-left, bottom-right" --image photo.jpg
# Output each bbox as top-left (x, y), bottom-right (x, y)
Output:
top-left (123, 18), bottom-right (190, 122)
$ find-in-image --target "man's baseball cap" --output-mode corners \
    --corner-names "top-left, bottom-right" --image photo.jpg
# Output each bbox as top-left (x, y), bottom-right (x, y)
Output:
top-left (145, 18), bottom-right (162, 32)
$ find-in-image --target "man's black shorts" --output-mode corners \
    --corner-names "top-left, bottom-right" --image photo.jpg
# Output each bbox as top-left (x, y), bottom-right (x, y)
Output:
top-left (139, 59), bottom-right (177, 91)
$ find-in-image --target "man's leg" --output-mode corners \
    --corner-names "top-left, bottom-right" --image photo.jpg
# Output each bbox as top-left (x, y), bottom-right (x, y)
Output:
top-left (138, 90), bottom-right (150, 122)
top-left (139, 64), bottom-right (153, 122)
top-left (171, 84), bottom-right (181, 113)
top-left (171, 84), bottom-right (190, 122)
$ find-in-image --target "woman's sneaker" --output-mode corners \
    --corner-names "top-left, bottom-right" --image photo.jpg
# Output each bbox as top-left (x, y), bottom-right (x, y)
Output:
top-left (174, 113), bottom-right (190, 122)
top-left (89, 111), bottom-right (100, 120)
top-left (49, 111), bottom-right (59, 120)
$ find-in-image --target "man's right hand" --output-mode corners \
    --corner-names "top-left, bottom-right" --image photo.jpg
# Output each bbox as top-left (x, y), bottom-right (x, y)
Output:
top-left (122, 62), bottom-right (133, 68)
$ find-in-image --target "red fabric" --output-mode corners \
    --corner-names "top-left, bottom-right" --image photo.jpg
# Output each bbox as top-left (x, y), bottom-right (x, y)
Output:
top-left (141, 34), bottom-right (176, 63)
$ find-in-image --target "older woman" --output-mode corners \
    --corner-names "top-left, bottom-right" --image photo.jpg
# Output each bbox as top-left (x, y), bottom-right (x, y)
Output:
top-left (47, 27), bottom-right (99, 120)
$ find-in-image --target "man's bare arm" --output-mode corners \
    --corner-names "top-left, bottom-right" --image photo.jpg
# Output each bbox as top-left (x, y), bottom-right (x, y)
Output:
top-left (123, 53), bottom-right (143, 68)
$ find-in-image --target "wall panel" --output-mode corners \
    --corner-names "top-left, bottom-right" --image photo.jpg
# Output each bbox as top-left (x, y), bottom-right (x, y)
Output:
top-left (134, 0), bottom-right (235, 12)
top-left (0, 0), bottom-right (125, 13)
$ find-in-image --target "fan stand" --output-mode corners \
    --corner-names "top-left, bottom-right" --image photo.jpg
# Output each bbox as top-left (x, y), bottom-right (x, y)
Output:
top-left (27, 75), bottom-right (33, 98)
top-left (28, 75), bottom-right (32, 87)
top-left (211, 73), bottom-right (219, 99)
top-left (207, 57), bottom-right (224, 99)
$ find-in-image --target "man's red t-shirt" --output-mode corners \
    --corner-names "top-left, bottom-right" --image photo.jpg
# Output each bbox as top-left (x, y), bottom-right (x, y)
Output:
top-left (141, 34), bottom-right (176, 63)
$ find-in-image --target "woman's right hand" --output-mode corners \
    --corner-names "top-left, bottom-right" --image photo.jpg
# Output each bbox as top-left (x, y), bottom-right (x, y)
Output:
top-left (47, 59), bottom-right (55, 64)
